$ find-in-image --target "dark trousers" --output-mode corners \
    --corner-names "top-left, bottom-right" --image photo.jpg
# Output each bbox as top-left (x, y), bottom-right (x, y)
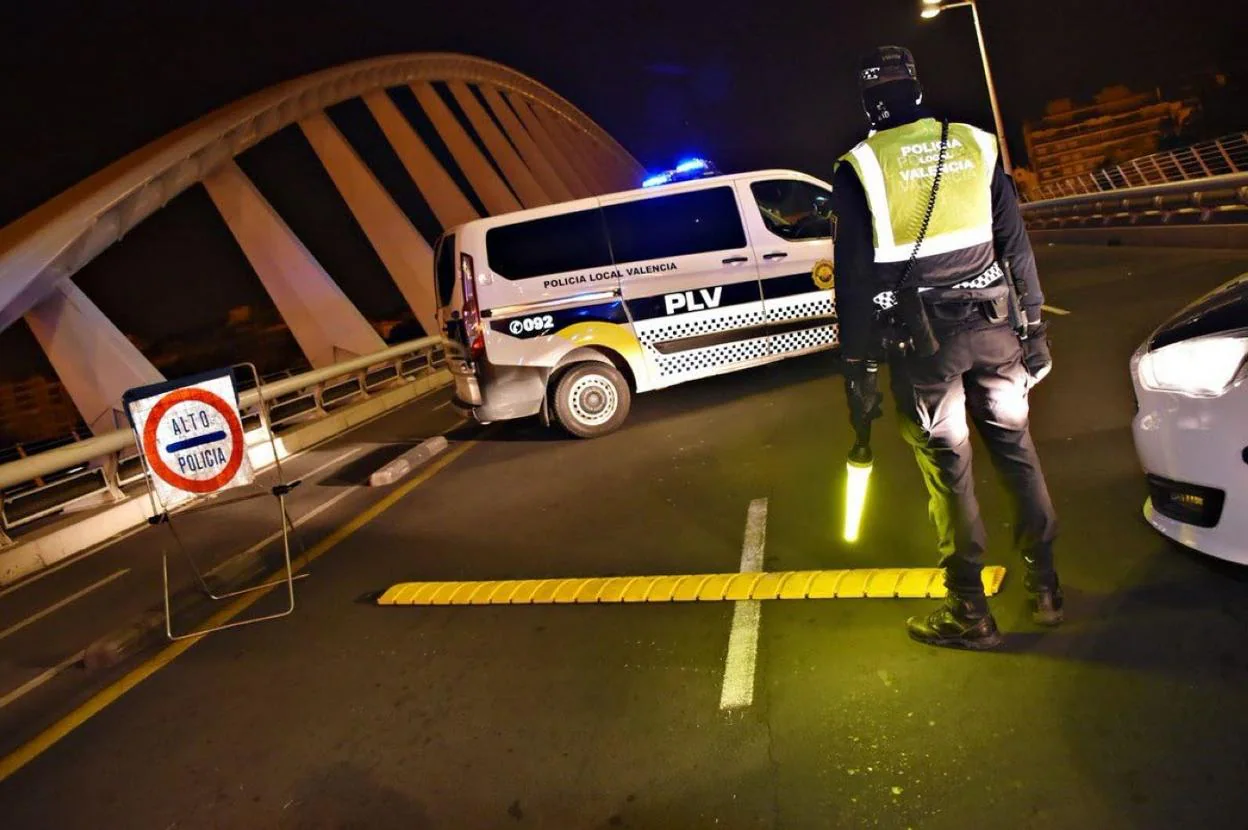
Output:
top-left (888, 321), bottom-right (1059, 601)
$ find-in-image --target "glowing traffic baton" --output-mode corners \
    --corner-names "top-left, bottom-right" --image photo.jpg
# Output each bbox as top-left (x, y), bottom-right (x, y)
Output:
top-left (843, 358), bottom-right (879, 543)
top-left (843, 438), bottom-right (873, 543)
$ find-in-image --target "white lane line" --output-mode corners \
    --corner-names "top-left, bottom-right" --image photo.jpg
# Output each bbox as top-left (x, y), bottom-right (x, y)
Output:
top-left (0, 651), bottom-right (85, 712)
top-left (1042, 304), bottom-right (1071, 316)
top-left (432, 400), bottom-right (450, 410)
top-left (204, 488), bottom-right (357, 578)
top-left (299, 445), bottom-right (365, 483)
top-left (0, 527), bottom-right (146, 600)
top-left (205, 417), bottom-right (468, 579)
top-left (0, 417), bottom-right (470, 710)
top-left (0, 570), bottom-right (131, 644)
top-left (719, 498), bottom-right (767, 711)
top-left (0, 462), bottom-right (366, 710)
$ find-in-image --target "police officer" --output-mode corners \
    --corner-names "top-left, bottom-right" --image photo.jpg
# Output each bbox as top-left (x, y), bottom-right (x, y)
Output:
top-left (831, 46), bottom-right (1062, 650)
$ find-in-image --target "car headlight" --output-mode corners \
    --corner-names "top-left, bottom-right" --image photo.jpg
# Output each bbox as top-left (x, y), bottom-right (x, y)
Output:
top-left (1138, 332), bottom-right (1248, 397)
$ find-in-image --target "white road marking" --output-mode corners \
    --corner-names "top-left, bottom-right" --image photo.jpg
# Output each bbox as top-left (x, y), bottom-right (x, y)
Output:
top-left (719, 498), bottom-right (767, 711)
top-left (0, 651), bottom-right (84, 712)
top-left (0, 415), bottom-right (469, 711)
top-left (1042, 304), bottom-right (1071, 316)
top-left (432, 400), bottom-right (451, 410)
top-left (204, 488), bottom-right (357, 578)
top-left (0, 528), bottom-right (147, 600)
top-left (206, 417), bottom-right (468, 580)
top-left (298, 445), bottom-right (365, 483)
top-left (0, 570), bottom-right (131, 644)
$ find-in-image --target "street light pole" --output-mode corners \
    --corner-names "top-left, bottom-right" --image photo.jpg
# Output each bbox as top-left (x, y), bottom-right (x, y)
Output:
top-left (921, 0), bottom-right (1014, 174)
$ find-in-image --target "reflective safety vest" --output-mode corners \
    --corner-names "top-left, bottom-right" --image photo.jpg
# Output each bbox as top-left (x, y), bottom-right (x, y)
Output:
top-left (839, 118), bottom-right (999, 286)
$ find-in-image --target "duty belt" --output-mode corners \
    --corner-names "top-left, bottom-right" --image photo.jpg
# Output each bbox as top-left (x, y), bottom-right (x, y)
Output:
top-left (872, 261), bottom-right (1004, 311)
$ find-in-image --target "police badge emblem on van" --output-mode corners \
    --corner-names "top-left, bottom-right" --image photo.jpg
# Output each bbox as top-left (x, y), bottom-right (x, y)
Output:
top-left (812, 259), bottom-right (835, 290)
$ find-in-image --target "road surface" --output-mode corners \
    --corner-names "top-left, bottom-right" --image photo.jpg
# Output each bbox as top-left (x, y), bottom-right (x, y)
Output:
top-left (3, 245), bottom-right (1248, 829)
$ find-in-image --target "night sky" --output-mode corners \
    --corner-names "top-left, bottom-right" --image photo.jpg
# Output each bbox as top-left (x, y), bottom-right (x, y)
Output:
top-left (2, 0), bottom-right (1245, 381)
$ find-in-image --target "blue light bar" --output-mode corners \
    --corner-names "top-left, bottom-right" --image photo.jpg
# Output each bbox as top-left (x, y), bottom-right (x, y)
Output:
top-left (674, 158), bottom-right (709, 173)
top-left (640, 157), bottom-right (717, 188)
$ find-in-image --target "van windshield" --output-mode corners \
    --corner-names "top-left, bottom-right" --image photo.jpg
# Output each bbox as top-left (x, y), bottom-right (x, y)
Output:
top-left (434, 233), bottom-right (457, 307)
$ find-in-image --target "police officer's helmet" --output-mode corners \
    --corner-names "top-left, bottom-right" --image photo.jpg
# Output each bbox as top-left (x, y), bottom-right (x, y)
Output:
top-left (859, 45), bottom-right (922, 125)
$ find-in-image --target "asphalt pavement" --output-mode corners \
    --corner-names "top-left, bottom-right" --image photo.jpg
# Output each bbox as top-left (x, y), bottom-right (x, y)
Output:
top-left (2, 244), bottom-right (1248, 829)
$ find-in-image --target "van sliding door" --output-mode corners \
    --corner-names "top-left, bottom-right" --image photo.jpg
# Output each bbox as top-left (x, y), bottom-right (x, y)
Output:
top-left (601, 184), bottom-right (766, 387)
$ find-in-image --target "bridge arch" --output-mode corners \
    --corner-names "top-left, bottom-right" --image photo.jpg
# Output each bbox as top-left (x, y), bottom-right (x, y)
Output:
top-left (0, 53), bottom-right (642, 438)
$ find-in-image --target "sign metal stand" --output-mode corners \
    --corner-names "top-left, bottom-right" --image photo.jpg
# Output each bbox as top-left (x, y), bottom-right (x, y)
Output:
top-left (123, 363), bottom-right (305, 641)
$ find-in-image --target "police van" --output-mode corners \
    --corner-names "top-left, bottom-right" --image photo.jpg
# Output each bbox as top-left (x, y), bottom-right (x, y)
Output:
top-left (435, 162), bottom-right (838, 437)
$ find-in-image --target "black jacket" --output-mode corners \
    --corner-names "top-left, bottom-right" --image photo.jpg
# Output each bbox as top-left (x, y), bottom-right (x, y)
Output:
top-left (831, 114), bottom-right (1044, 361)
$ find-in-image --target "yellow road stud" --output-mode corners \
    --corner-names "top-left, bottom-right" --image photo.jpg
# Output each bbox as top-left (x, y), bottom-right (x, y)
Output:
top-left (806, 571), bottom-right (845, 599)
top-left (778, 571), bottom-right (815, 600)
top-left (622, 576), bottom-right (658, 602)
top-left (449, 583), bottom-right (480, 605)
top-left (724, 573), bottom-right (763, 601)
top-left (509, 580), bottom-right (543, 604)
top-left (598, 577), bottom-right (635, 603)
top-left (646, 576), bottom-right (681, 602)
top-left (531, 579), bottom-right (562, 604)
top-left (751, 573), bottom-right (787, 601)
top-left (698, 574), bottom-right (733, 601)
top-left (574, 578), bottom-right (609, 604)
top-left (834, 570), bottom-right (871, 597)
top-left (672, 575), bottom-right (712, 602)
top-left (429, 582), bottom-right (463, 605)
top-left (896, 569), bottom-right (938, 597)
top-left (552, 579), bottom-right (584, 604)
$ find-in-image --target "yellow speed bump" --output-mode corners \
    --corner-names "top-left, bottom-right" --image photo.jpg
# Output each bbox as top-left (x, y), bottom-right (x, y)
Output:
top-left (377, 566), bottom-right (1006, 606)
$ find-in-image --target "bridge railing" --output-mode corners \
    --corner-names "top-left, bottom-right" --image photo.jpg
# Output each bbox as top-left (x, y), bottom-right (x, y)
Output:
top-left (1026, 132), bottom-right (1248, 202)
top-left (0, 337), bottom-right (447, 545)
top-left (1020, 171), bottom-right (1248, 230)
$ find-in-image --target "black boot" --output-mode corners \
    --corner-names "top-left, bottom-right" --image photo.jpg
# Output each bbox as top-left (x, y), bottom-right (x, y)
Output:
top-left (907, 596), bottom-right (1004, 650)
top-left (1028, 582), bottom-right (1064, 626)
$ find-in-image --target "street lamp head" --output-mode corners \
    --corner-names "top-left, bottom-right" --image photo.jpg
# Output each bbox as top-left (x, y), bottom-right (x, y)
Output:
top-left (920, 7), bottom-right (941, 17)
top-left (922, 0), bottom-right (941, 5)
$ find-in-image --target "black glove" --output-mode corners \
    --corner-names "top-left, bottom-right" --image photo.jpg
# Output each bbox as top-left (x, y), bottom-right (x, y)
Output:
top-left (844, 360), bottom-right (883, 435)
top-left (1022, 321), bottom-right (1052, 385)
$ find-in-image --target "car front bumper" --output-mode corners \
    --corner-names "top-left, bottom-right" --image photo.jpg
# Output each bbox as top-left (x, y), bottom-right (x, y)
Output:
top-left (1130, 348), bottom-right (1248, 564)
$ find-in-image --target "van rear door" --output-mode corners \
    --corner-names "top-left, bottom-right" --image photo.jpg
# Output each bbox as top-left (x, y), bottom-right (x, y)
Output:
top-left (600, 183), bottom-right (766, 387)
top-left (434, 232), bottom-right (461, 342)
top-left (734, 175), bottom-right (838, 359)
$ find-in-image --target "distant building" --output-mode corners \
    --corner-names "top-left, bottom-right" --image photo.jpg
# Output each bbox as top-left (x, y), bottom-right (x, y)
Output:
top-left (0, 376), bottom-right (84, 446)
top-left (1023, 86), bottom-right (1198, 186)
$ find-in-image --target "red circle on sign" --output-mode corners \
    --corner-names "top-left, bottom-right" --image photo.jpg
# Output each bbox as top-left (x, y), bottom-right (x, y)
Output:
top-left (141, 388), bottom-right (245, 494)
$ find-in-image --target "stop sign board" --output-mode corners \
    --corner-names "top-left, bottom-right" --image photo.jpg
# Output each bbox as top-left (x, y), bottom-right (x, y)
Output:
top-left (123, 370), bottom-right (254, 510)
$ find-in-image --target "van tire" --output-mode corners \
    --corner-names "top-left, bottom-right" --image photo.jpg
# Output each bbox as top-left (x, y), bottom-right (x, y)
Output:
top-left (552, 362), bottom-right (631, 438)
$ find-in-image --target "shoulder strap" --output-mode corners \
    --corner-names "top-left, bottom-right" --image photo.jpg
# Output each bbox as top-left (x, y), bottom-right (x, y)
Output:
top-left (894, 119), bottom-right (949, 291)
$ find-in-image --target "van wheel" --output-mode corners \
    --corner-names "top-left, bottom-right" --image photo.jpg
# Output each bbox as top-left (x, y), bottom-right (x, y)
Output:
top-left (552, 362), bottom-right (631, 438)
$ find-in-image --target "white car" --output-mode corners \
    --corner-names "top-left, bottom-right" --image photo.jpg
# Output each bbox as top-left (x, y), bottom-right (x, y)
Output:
top-left (1130, 272), bottom-right (1248, 563)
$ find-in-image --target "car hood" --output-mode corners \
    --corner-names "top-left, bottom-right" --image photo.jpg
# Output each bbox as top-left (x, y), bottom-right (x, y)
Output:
top-left (1150, 272), bottom-right (1248, 351)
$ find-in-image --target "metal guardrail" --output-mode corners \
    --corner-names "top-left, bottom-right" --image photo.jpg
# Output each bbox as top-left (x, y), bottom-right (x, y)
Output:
top-left (1026, 132), bottom-right (1248, 202)
top-left (1020, 172), bottom-right (1248, 229)
top-left (0, 337), bottom-right (447, 543)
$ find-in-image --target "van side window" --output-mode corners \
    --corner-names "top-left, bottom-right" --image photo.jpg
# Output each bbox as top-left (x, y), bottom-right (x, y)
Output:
top-left (750, 180), bottom-right (834, 240)
top-left (434, 233), bottom-right (457, 305)
top-left (604, 186), bottom-right (746, 264)
top-left (487, 209), bottom-right (613, 280)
